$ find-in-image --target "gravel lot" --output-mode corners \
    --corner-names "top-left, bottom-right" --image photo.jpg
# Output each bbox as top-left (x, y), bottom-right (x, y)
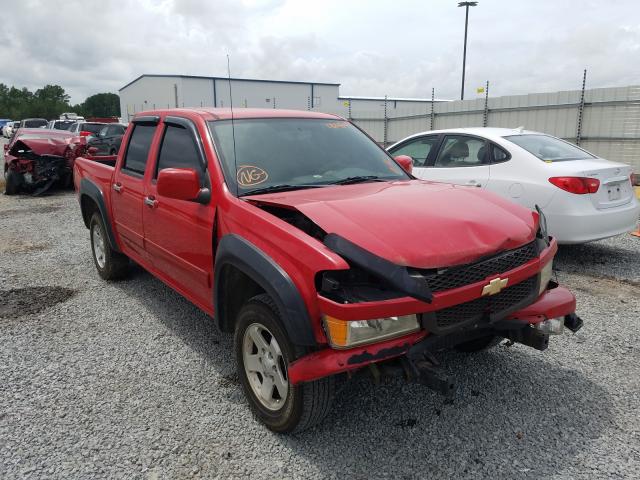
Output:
top-left (1, 142), bottom-right (639, 479)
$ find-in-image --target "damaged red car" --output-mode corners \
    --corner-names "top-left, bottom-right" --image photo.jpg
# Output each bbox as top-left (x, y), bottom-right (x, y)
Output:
top-left (3, 128), bottom-right (88, 195)
top-left (75, 108), bottom-right (582, 433)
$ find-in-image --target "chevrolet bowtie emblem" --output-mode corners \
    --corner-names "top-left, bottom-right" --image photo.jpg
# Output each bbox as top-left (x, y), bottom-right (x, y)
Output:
top-left (482, 277), bottom-right (508, 296)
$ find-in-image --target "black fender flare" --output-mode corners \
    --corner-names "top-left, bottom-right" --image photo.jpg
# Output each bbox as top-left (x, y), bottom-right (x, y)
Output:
top-left (214, 234), bottom-right (316, 346)
top-left (78, 177), bottom-right (121, 252)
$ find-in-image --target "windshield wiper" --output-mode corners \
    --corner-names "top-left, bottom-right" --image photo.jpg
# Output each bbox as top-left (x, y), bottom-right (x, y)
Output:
top-left (330, 175), bottom-right (386, 185)
top-left (240, 184), bottom-right (326, 196)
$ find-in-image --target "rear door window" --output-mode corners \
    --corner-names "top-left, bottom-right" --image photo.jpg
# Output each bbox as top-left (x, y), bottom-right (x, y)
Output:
top-left (434, 135), bottom-right (488, 167)
top-left (122, 124), bottom-right (156, 174)
top-left (491, 144), bottom-right (511, 163)
top-left (155, 123), bottom-right (203, 178)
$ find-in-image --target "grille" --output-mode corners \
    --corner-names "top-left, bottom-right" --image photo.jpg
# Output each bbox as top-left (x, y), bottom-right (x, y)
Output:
top-left (416, 241), bottom-right (538, 293)
top-left (427, 276), bottom-right (538, 332)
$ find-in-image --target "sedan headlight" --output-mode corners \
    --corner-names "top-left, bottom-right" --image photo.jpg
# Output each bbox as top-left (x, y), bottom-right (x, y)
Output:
top-left (323, 314), bottom-right (420, 349)
top-left (539, 260), bottom-right (553, 295)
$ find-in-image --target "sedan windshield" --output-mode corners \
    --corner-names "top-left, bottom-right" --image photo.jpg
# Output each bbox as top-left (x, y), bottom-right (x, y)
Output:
top-left (208, 118), bottom-right (409, 195)
top-left (504, 134), bottom-right (595, 162)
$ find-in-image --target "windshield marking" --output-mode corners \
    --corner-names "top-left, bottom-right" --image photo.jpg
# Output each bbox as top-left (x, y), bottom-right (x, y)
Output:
top-left (237, 165), bottom-right (269, 187)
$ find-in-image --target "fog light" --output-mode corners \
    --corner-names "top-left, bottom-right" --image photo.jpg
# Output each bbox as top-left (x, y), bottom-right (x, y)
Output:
top-left (324, 314), bottom-right (420, 349)
top-left (539, 260), bottom-right (553, 295)
top-left (531, 317), bottom-right (564, 335)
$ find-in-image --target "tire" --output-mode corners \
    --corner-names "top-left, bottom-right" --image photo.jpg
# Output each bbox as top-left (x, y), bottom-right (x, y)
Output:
top-left (234, 294), bottom-right (334, 433)
top-left (5, 170), bottom-right (23, 195)
top-left (89, 212), bottom-right (129, 280)
top-left (455, 335), bottom-right (502, 353)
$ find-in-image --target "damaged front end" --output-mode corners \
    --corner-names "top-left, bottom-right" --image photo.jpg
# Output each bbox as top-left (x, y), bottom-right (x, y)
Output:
top-left (5, 140), bottom-right (71, 196)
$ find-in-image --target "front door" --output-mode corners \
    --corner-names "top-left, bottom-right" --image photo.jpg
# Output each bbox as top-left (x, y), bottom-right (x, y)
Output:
top-left (111, 121), bottom-right (158, 260)
top-left (143, 117), bottom-right (215, 309)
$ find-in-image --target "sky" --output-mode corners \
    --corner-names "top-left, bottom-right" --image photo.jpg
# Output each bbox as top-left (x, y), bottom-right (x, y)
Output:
top-left (0, 0), bottom-right (638, 104)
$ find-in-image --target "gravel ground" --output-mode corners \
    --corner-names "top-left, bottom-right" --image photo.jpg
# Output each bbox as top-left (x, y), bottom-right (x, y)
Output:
top-left (1, 148), bottom-right (639, 478)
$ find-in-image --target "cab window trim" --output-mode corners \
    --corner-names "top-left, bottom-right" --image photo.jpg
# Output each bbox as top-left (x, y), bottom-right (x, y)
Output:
top-left (121, 123), bottom-right (157, 177)
top-left (153, 117), bottom-right (208, 187)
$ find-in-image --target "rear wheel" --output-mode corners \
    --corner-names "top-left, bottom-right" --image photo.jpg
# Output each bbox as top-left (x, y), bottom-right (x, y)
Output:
top-left (5, 170), bottom-right (23, 195)
top-left (89, 212), bottom-right (129, 280)
top-left (234, 294), bottom-right (334, 433)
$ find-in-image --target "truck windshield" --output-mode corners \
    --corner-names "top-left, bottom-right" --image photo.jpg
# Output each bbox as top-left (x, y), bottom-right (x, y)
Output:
top-left (504, 134), bottom-right (596, 162)
top-left (208, 118), bottom-right (409, 195)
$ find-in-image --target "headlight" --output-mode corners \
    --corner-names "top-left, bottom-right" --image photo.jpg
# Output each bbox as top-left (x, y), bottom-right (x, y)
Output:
top-left (535, 205), bottom-right (550, 246)
top-left (323, 314), bottom-right (420, 349)
top-left (539, 260), bottom-right (553, 295)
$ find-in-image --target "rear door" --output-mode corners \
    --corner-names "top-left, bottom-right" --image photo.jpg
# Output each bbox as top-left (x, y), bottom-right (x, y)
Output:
top-left (91, 126), bottom-right (110, 154)
top-left (143, 116), bottom-right (215, 308)
top-left (108, 125), bottom-right (126, 155)
top-left (427, 134), bottom-right (491, 188)
top-left (111, 117), bottom-right (159, 260)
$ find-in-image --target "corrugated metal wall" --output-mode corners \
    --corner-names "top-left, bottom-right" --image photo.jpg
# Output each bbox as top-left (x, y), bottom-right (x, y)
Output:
top-left (325, 85), bottom-right (640, 171)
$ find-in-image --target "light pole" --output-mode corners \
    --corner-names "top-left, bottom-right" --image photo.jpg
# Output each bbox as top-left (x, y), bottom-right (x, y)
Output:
top-left (458, 1), bottom-right (478, 101)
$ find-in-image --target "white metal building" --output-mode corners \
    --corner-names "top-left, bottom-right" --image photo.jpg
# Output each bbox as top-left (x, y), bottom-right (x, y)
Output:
top-left (118, 74), bottom-right (441, 122)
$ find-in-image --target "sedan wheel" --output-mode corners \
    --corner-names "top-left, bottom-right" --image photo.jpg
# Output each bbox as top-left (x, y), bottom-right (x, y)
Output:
top-left (242, 323), bottom-right (289, 410)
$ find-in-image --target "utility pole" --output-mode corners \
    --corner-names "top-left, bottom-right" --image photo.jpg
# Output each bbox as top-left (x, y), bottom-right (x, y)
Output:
top-left (458, 1), bottom-right (478, 100)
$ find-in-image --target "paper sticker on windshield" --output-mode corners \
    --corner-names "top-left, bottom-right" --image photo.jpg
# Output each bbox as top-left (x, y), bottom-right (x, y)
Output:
top-left (325, 122), bottom-right (348, 129)
top-left (237, 165), bottom-right (269, 187)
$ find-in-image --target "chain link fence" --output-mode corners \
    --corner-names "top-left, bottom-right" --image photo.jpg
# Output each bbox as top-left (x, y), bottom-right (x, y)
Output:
top-left (311, 82), bottom-right (640, 173)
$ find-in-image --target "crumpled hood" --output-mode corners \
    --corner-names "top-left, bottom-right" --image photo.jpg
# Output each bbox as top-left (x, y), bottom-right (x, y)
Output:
top-left (247, 180), bottom-right (538, 268)
top-left (10, 137), bottom-right (71, 157)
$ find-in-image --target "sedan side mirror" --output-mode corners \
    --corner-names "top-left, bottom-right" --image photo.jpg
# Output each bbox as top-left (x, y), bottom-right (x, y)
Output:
top-left (394, 155), bottom-right (413, 175)
top-left (87, 147), bottom-right (98, 155)
top-left (3, 144), bottom-right (8, 152)
top-left (157, 168), bottom-right (209, 204)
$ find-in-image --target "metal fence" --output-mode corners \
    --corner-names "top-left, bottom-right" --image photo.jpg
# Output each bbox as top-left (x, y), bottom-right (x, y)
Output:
top-left (314, 83), bottom-right (640, 172)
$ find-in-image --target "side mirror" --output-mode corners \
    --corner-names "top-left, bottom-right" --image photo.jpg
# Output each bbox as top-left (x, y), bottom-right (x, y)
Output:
top-left (394, 155), bottom-right (413, 175)
top-left (3, 144), bottom-right (8, 152)
top-left (157, 168), bottom-right (209, 204)
top-left (87, 147), bottom-right (98, 155)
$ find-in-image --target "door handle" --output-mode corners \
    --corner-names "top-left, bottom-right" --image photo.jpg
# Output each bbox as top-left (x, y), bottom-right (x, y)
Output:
top-left (112, 183), bottom-right (122, 192)
top-left (465, 180), bottom-right (482, 187)
top-left (144, 196), bottom-right (158, 208)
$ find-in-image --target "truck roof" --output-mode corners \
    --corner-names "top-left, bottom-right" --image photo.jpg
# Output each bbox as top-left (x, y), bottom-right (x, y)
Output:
top-left (133, 108), bottom-right (342, 122)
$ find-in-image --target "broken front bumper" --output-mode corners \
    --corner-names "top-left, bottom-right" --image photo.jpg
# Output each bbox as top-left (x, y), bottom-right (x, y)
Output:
top-left (288, 285), bottom-right (578, 385)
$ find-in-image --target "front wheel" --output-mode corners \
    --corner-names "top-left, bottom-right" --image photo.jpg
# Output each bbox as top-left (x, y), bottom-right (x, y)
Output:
top-left (234, 294), bottom-right (334, 433)
top-left (89, 212), bottom-right (129, 280)
top-left (5, 170), bottom-right (23, 195)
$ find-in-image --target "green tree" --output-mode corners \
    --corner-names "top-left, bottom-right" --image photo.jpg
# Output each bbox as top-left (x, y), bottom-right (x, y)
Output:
top-left (0, 84), bottom-right (120, 120)
top-left (82, 93), bottom-right (120, 117)
top-left (34, 84), bottom-right (71, 119)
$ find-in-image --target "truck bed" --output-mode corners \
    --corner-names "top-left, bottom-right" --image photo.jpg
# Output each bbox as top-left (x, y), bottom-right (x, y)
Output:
top-left (74, 156), bottom-right (116, 195)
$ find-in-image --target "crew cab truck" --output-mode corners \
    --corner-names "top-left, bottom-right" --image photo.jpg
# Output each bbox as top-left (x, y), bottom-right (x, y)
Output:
top-left (74, 108), bottom-right (582, 433)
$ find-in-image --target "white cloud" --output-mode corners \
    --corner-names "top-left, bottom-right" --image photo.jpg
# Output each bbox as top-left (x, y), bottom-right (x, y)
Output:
top-left (0, 0), bottom-right (638, 103)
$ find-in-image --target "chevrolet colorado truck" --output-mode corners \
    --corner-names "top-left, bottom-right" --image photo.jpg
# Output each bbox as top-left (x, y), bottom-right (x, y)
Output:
top-left (74, 108), bottom-right (582, 433)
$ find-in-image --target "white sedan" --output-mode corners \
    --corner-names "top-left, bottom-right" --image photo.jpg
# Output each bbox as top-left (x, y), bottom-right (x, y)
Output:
top-left (388, 128), bottom-right (639, 244)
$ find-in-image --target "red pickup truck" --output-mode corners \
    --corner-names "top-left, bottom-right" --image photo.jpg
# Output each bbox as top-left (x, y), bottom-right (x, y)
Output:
top-left (74, 108), bottom-right (582, 433)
